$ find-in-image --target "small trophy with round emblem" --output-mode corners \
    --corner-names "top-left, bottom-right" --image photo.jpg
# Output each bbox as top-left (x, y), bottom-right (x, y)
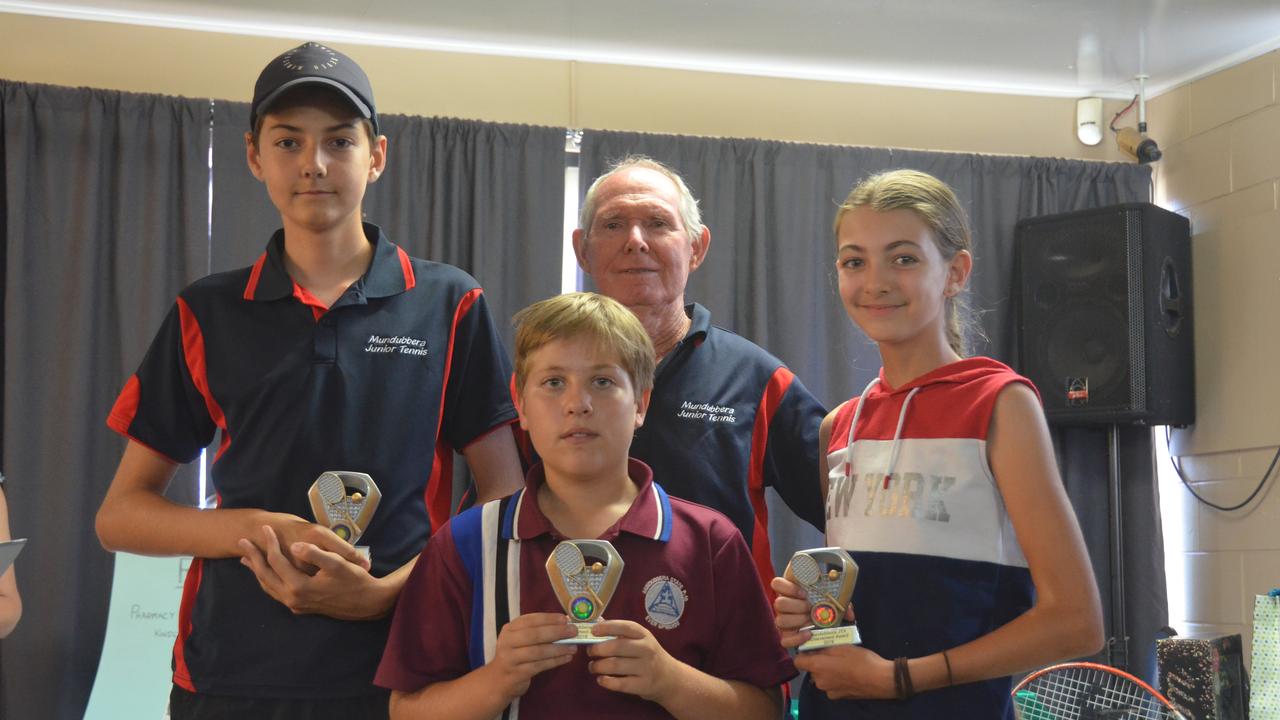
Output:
top-left (546, 539), bottom-right (624, 644)
top-left (308, 471), bottom-right (381, 562)
top-left (785, 547), bottom-right (861, 652)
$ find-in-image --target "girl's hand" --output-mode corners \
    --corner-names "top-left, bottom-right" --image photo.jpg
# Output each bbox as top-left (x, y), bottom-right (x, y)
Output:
top-left (771, 576), bottom-right (814, 649)
top-left (794, 645), bottom-right (896, 700)
top-left (771, 576), bottom-right (857, 649)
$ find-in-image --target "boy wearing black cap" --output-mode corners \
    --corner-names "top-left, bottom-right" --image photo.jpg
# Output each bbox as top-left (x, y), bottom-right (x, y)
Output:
top-left (97, 42), bottom-right (523, 719)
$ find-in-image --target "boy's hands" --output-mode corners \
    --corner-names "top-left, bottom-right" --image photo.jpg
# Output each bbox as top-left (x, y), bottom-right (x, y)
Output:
top-left (485, 613), bottom-right (579, 702)
top-left (587, 620), bottom-right (681, 703)
top-left (255, 513), bottom-right (371, 572)
top-left (238, 524), bottom-right (391, 620)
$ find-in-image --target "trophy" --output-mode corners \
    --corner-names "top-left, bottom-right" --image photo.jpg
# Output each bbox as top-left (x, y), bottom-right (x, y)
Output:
top-left (546, 540), bottom-right (624, 644)
top-left (784, 547), bottom-right (861, 652)
top-left (308, 471), bottom-right (381, 561)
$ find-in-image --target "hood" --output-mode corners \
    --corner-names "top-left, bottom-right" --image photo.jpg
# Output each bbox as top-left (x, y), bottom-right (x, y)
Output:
top-left (870, 357), bottom-right (1016, 397)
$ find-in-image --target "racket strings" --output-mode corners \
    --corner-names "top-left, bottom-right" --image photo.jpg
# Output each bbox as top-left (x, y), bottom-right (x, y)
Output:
top-left (1020, 668), bottom-right (1175, 719)
top-left (790, 553), bottom-right (821, 585)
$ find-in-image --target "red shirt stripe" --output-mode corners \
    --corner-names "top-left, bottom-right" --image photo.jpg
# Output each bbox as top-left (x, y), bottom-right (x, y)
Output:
top-left (396, 246), bottom-right (416, 291)
top-left (242, 252), bottom-right (268, 300)
top-left (747, 366), bottom-right (795, 600)
top-left (106, 374), bottom-right (142, 436)
top-left (425, 288), bottom-right (484, 533)
top-left (177, 297), bottom-right (231, 460)
top-left (171, 557), bottom-right (205, 692)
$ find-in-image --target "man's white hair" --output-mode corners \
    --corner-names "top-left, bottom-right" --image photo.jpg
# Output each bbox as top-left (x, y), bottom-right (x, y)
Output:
top-left (578, 155), bottom-right (704, 245)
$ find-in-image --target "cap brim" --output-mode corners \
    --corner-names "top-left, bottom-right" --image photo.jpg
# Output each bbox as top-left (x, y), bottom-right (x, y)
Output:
top-left (253, 77), bottom-right (375, 131)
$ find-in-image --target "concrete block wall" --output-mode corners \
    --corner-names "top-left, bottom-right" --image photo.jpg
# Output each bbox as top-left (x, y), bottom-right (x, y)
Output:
top-left (1148, 49), bottom-right (1280, 667)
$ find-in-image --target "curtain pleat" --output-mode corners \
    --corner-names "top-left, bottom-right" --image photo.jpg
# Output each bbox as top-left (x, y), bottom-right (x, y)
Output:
top-left (0, 80), bottom-right (210, 720)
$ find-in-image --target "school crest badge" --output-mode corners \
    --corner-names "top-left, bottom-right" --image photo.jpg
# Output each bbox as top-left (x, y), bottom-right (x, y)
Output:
top-left (642, 576), bottom-right (687, 630)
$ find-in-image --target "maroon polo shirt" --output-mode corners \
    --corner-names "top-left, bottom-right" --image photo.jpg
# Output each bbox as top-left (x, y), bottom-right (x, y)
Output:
top-left (377, 460), bottom-right (795, 717)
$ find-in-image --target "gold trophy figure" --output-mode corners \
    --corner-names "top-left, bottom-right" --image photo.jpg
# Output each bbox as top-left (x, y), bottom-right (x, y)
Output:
top-left (308, 471), bottom-right (381, 562)
top-left (785, 547), bottom-right (861, 652)
top-left (546, 540), bottom-right (624, 644)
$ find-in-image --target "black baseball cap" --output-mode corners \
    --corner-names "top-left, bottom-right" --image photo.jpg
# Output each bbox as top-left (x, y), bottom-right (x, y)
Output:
top-left (250, 42), bottom-right (378, 135)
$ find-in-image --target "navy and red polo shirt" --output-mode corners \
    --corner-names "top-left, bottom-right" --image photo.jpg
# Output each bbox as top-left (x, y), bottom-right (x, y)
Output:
top-left (107, 223), bottom-right (517, 699)
top-left (629, 303), bottom-right (826, 590)
top-left (375, 460), bottom-right (796, 718)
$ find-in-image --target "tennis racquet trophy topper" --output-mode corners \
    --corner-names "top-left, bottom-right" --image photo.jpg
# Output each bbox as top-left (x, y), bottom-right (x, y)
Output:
top-left (308, 471), bottom-right (381, 562)
top-left (546, 539), bottom-right (624, 644)
top-left (785, 547), bottom-right (861, 652)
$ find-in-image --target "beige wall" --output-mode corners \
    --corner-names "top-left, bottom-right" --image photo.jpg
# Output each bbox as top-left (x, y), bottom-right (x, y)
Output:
top-left (1148, 50), bottom-right (1280, 663)
top-left (0, 12), bottom-right (1131, 160)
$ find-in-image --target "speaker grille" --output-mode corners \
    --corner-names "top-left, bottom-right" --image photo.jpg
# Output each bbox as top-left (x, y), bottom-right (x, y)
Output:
top-left (1124, 211), bottom-right (1146, 414)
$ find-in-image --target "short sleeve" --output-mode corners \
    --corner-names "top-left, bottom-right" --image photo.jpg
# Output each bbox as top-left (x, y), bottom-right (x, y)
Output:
top-left (439, 290), bottom-right (517, 451)
top-left (106, 299), bottom-right (216, 464)
top-left (704, 522), bottom-right (797, 688)
top-left (376, 521), bottom-right (476, 691)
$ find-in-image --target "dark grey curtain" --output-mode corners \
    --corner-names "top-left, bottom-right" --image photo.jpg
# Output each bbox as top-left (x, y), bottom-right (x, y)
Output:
top-left (211, 104), bottom-right (565, 349)
top-left (0, 84), bottom-right (563, 719)
top-left (0, 81), bottom-right (211, 720)
top-left (580, 130), bottom-right (1165, 680)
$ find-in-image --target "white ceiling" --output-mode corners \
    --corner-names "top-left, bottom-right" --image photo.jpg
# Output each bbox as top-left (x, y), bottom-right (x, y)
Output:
top-left (6, 0), bottom-right (1280, 98)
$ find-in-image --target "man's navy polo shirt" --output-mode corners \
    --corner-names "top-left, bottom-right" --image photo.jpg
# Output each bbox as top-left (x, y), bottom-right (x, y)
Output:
top-left (629, 303), bottom-right (825, 589)
top-left (375, 460), bottom-right (795, 718)
top-left (107, 223), bottom-right (517, 698)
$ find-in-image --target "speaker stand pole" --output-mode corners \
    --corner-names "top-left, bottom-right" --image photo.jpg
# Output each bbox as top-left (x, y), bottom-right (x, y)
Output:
top-left (1106, 423), bottom-right (1130, 670)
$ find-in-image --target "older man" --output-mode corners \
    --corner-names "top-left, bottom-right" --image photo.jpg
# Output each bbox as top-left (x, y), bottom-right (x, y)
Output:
top-left (572, 156), bottom-right (825, 588)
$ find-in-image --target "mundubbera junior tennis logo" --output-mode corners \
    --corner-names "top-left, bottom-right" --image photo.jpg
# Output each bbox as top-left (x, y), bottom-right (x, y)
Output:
top-left (364, 334), bottom-right (429, 357)
top-left (675, 400), bottom-right (737, 424)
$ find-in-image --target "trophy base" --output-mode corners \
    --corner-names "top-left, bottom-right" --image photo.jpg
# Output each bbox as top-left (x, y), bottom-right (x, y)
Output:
top-left (797, 624), bottom-right (861, 652)
top-left (554, 622), bottom-right (615, 645)
top-left (355, 546), bottom-right (371, 563)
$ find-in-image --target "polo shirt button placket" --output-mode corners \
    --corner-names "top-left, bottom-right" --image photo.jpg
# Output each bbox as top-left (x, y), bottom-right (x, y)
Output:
top-left (315, 314), bottom-right (338, 364)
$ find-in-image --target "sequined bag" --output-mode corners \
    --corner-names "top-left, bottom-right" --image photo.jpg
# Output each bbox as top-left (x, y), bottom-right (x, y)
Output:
top-left (1252, 594), bottom-right (1280, 718)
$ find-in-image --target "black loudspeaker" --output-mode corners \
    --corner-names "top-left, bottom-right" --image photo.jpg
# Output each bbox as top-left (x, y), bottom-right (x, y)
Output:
top-left (1015, 203), bottom-right (1194, 426)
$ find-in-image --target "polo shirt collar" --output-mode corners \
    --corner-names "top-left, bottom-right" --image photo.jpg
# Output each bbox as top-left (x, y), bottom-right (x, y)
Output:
top-left (685, 302), bottom-right (712, 340)
top-left (501, 459), bottom-right (673, 544)
top-left (655, 302), bottom-right (711, 375)
top-left (242, 222), bottom-right (416, 302)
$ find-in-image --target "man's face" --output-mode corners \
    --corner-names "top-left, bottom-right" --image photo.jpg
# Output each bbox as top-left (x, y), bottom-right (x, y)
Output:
top-left (245, 103), bottom-right (385, 235)
top-left (573, 168), bottom-right (709, 313)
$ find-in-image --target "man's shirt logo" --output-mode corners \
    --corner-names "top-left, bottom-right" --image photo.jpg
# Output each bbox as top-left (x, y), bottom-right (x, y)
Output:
top-left (364, 334), bottom-right (429, 357)
top-left (643, 576), bottom-right (687, 630)
top-left (675, 400), bottom-right (737, 425)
